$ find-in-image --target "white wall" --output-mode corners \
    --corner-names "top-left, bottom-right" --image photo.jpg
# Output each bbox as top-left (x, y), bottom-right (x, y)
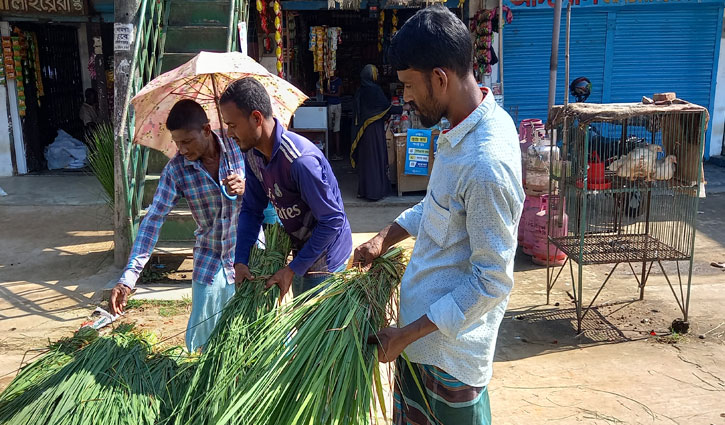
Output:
top-left (0, 85), bottom-right (14, 176)
top-left (710, 11), bottom-right (725, 158)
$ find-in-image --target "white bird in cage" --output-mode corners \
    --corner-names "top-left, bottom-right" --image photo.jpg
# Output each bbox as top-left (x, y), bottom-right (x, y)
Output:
top-left (614, 144), bottom-right (663, 180)
top-left (654, 155), bottom-right (677, 181)
top-left (608, 156), bottom-right (626, 172)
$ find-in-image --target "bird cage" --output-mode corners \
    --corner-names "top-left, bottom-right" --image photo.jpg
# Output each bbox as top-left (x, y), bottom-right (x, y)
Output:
top-left (545, 101), bottom-right (709, 333)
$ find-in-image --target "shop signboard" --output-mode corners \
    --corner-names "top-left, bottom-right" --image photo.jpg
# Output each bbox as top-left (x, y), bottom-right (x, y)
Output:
top-left (0, 0), bottom-right (86, 16)
top-left (504, 0), bottom-right (723, 8)
top-left (404, 129), bottom-right (432, 176)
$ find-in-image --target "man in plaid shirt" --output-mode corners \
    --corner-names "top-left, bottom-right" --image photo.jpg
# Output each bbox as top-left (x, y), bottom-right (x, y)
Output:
top-left (109, 99), bottom-right (246, 352)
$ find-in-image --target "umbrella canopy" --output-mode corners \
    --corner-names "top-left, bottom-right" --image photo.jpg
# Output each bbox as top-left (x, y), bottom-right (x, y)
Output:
top-left (131, 51), bottom-right (307, 158)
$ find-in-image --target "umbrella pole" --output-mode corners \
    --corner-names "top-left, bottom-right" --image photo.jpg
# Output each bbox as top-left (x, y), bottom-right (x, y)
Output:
top-left (210, 75), bottom-right (240, 201)
top-left (210, 75), bottom-right (234, 173)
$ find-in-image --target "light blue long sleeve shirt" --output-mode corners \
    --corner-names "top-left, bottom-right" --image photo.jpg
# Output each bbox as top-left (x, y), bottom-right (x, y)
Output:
top-left (395, 89), bottom-right (524, 387)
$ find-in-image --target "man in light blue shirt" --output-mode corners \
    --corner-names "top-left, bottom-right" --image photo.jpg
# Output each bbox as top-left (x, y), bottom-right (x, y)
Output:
top-left (354, 6), bottom-right (524, 424)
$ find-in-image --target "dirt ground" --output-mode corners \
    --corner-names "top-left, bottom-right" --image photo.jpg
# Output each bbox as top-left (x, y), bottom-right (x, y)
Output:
top-left (2, 192), bottom-right (725, 424)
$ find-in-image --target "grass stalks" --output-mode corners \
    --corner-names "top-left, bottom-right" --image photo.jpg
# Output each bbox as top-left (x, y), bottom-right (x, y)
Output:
top-left (85, 123), bottom-right (115, 206)
top-left (170, 224), bottom-right (292, 425)
top-left (0, 325), bottom-right (191, 425)
top-left (212, 247), bottom-right (407, 425)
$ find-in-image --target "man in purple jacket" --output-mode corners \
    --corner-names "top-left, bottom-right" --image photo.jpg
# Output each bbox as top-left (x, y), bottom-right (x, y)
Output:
top-left (220, 77), bottom-right (352, 299)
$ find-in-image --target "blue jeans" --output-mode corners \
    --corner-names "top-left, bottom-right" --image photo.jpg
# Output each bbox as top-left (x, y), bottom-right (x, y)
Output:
top-left (185, 266), bottom-right (235, 353)
top-left (291, 263), bottom-right (346, 298)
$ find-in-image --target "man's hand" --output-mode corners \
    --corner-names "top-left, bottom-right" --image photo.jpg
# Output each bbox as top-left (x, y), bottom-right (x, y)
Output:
top-left (234, 263), bottom-right (254, 284)
top-left (109, 283), bottom-right (132, 315)
top-left (265, 266), bottom-right (295, 302)
top-left (353, 223), bottom-right (410, 268)
top-left (367, 316), bottom-right (438, 363)
top-left (222, 173), bottom-right (245, 196)
top-left (353, 235), bottom-right (384, 268)
top-left (367, 327), bottom-right (413, 363)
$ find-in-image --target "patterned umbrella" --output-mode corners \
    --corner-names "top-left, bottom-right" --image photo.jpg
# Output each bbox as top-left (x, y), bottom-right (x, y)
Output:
top-left (131, 51), bottom-right (307, 158)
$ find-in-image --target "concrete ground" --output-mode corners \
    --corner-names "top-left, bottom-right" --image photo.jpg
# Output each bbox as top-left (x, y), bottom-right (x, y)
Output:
top-left (1, 173), bottom-right (725, 424)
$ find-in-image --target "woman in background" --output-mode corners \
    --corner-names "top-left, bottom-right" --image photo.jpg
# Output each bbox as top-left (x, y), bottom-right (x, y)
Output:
top-left (350, 64), bottom-right (391, 201)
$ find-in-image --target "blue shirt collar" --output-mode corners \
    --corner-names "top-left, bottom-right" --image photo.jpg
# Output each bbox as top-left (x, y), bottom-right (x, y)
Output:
top-left (439, 88), bottom-right (494, 149)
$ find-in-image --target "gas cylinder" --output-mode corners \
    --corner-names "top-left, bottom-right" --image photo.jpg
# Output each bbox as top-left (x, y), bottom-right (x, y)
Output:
top-left (531, 195), bottom-right (568, 266)
top-left (518, 118), bottom-right (543, 142)
top-left (520, 195), bottom-right (542, 255)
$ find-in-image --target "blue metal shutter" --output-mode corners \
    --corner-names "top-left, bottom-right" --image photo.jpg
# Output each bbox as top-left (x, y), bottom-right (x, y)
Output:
top-left (502, 9), bottom-right (609, 123)
top-left (608, 7), bottom-right (720, 110)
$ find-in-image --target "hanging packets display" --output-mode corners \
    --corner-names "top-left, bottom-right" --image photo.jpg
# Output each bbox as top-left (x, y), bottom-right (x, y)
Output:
top-left (310, 26), bottom-right (325, 73)
top-left (325, 26), bottom-right (340, 77)
top-left (377, 10), bottom-right (385, 53)
top-left (309, 26), bottom-right (340, 79)
top-left (273, 0), bottom-right (283, 77)
top-left (11, 35), bottom-right (25, 116)
top-left (257, 0), bottom-right (269, 34)
top-left (2, 37), bottom-right (13, 80)
top-left (392, 10), bottom-right (398, 37)
top-left (30, 32), bottom-right (43, 97)
top-left (470, 7), bottom-right (512, 76)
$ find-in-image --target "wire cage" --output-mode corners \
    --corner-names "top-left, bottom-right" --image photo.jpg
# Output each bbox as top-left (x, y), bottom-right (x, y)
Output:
top-left (545, 101), bottom-right (709, 333)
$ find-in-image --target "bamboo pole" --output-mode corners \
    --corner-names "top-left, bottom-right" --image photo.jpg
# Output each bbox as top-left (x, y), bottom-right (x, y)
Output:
top-left (547, 0), bottom-right (563, 115)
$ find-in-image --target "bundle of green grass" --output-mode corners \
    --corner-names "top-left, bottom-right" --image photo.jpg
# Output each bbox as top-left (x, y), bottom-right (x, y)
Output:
top-left (0, 324), bottom-right (194, 425)
top-left (209, 247), bottom-right (407, 425)
top-left (171, 223), bottom-right (292, 425)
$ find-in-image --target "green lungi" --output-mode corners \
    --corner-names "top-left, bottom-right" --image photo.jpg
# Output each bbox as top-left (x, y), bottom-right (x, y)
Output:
top-left (393, 358), bottom-right (492, 425)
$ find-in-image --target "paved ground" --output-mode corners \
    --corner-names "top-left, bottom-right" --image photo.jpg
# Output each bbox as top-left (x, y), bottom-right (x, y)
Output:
top-left (1, 173), bottom-right (725, 424)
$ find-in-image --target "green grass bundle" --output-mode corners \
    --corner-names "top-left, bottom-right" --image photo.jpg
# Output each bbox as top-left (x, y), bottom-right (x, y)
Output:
top-left (85, 123), bottom-right (114, 205)
top-left (0, 325), bottom-right (182, 425)
top-left (0, 327), bottom-right (98, 409)
top-left (171, 223), bottom-right (292, 425)
top-left (213, 247), bottom-right (407, 425)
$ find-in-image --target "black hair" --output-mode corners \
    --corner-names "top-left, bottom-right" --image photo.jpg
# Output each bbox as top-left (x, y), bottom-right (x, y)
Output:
top-left (166, 99), bottom-right (210, 131)
top-left (84, 88), bottom-right (96, 98)
top-left (219, 77), bottom-right (273, 118)
top-left (387, 5), bottom-right (473, 78)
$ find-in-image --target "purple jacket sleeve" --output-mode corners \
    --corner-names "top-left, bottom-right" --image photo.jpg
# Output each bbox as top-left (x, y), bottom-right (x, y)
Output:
top-left (288, 155), bottom-right (345, 275)
top-left (235, 156), bottom-right (266, 266)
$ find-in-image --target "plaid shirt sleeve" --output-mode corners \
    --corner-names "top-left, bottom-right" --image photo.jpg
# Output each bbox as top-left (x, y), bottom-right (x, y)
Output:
top-left (118, 164), bottom-right (181, 290)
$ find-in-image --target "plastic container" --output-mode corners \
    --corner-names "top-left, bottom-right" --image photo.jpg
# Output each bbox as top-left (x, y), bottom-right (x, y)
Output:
top-left (400, 112), bottom-right (411, 132)
top-left (587, 151), bottom-right (606, 184)
top-left (524, 137), bottom-right (560, 195)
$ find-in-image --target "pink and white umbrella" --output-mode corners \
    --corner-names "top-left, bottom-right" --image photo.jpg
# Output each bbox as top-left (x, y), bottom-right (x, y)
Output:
top-left (131, 51), bottom-right (307, 158)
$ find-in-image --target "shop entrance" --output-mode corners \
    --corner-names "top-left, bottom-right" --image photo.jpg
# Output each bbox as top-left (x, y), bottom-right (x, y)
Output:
top-left (284, 9), bottom-right (418, 200)
top-left (11, 23), bottom-right (85, 172)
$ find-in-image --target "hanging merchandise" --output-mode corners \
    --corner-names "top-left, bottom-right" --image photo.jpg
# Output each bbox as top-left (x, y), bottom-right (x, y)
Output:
top-left (2, 37), bottom-right (14, 80)
top-left (310, 26), bottom-right (326, 73)
top-left (11, 35), bottom-right (26, 117)
top-left (309, 26), bottom-right (340, 79)
top-left (273, 0), bottom-right (283, 76)
top-left (30, 33), bottom-right (42, 97)
top-left (392, 10), bottom-right (398, 37)
top-left (377, 10), bottom-right (385, 53)
top-left (257, 0), bottom-right (270, 34)
top-left (325, 27), bottom-right (340, 77)
top-left (470, 7), bottom-right (512, 76)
